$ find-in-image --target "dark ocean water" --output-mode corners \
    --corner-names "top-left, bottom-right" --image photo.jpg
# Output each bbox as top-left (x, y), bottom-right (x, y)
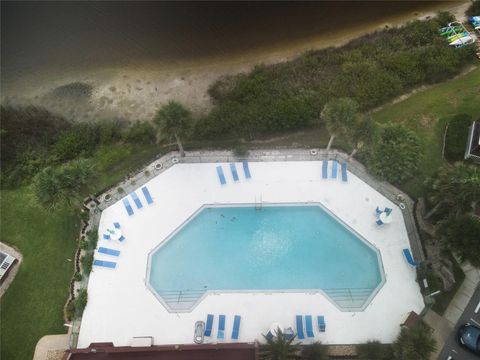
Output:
top-left (1, 1), bottom-right (455, 91)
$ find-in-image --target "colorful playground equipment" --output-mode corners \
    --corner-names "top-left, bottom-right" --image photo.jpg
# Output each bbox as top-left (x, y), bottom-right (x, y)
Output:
top-left (439, 22), bottom-right (475, 48)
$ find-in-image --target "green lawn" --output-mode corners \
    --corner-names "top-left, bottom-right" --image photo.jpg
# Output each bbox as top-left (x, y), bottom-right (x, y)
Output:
top-left (0, 188), bottom-right (79, 360)
top-left (371, 66), bottom-right (480, 197)
top-left (0, 143), bottom-right (159, 360)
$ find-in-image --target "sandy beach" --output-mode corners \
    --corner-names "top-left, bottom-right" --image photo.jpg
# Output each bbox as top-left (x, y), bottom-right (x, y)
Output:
top-left (1, 1), bottom-right (470, 123)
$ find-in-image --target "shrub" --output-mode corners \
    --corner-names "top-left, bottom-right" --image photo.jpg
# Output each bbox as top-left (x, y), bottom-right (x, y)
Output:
top-left (466, 0), bottom-right (480, 17)
top-left (86, 227), bottom-right (98, 250)
top-left (393, 325), bottom-right (436, 360)
top-left (197, 14), bottom-right (473, 140)
top-left (233, 144), bottom-right (249, 158)
top-left (301, 342), bottom-right (328, 360)
top-left (79, 239), bottom-right (88, 250)
top-left (438, 215), bottom-right (480, 267)
top-left (444, 114), bottom-right (472, 162)
top-left (123, 121), bottom-right (156, 144)
top-left (74, 289), bottom-right (88, 316)
top-left (65, 300), bottom-right (75, 321)
top-left (53, 123), bottom-right (100, 162)
top-left (81, 252), bottom-right (93, 275)
top-left (73, 272), bottom-right (82, 281)
top-left (367, 124), bottom-right (422, 184)
top-left (358, 340), bottom-right (394, 360)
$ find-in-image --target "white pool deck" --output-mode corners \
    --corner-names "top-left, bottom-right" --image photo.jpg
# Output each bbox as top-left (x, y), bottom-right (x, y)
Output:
top-left (78, 161), bottom-right (424, 348)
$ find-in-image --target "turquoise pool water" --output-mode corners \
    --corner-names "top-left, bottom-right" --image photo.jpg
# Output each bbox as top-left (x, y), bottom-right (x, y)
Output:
top-left (148, 205), bottom-right (384, 311)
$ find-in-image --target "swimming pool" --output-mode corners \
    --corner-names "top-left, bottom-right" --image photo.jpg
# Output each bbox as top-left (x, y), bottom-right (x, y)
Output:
top-left (147, 204), bottom-right (384, 312)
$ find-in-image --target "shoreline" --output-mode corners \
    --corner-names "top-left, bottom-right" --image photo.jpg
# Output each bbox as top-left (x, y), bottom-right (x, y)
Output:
top-left (1, 1), bottom-right (471, 122)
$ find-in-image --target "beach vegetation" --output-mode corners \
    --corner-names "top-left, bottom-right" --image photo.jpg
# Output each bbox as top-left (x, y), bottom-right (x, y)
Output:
top-left (198, 14), bottom-right (474, 140)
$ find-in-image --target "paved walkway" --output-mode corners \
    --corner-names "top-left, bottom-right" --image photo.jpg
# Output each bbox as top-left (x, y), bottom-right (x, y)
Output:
top-left (423, 310), bottom-right (452, 360)
top-left (33, 334), bottom-right (69, 360)
top-left (443, 261), bottom-right (480, 327)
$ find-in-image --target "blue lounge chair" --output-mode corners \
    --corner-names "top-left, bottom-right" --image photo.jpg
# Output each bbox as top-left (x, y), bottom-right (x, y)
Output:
top-left (113, 222), bottom-right (121, 229)
top-left (93, 259), bottom-right (117, 269)
top-left (296, 315), bottom-right (305, 340)
top-left (322, 160), bottom-right (328, 179)
top-left (230, 163), bottom-right (239, 182)
top-left (341, 162), bottom-right (348, 182)
top-left (130, 192), bottom-right (143, 209)
top-left (97, 247), bottom-right (120, 257)
top-left (385, 207), bottom-right (393, 215)
top-left (284, 327), bottom-right (295, 341)
top-left (305, 315), bottom-right (314, 338)
top-left (242, 160), bottom-right (251, 179)
top-left (216, 166), bottom-right (227, 185)
top-left (141, 186), bottom-right (154, 205)
top-left (122, 198), bottom-right (134, 216)
top-left (375, 206), bottom-right (383, 215)
top-left (331, 160), bottom-right (338, 179)
top-left (231, 315), bottom-right (241, 340)
top-left (217, 315), bottom-right (226, 339)
top-left (376, 219), bottom-right (384, 226)
top-left (204, 314), bottom-right (214, 337)
top-left (103, 234), bottom-right (111, 240)
top-left (317, 316), bottom-right (326, 332)
top-left (403, 249), bottom-right (418, 267)
top-left (118, 235), bottom-right (125, 242)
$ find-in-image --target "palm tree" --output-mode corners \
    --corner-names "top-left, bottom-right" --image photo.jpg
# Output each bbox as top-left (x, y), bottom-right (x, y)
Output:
top-left (393, 325), bottom-right (436, 360)
top-left (346, 115), bottom-right (377, 160)
top-left (259, 329), bottom-right (301, 360)
top-left (321, 97), bottom-right (359, 151)
top-left (154, 101), bottom-right (192, 157)
top-left (301, 342), bottom-right (328, 360)
top-left (425, 163), bottom-right (480, 219)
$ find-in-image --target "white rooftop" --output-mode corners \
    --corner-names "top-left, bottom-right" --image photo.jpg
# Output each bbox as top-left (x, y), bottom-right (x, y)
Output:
top-left (78, 161), bottom-right (424, 348)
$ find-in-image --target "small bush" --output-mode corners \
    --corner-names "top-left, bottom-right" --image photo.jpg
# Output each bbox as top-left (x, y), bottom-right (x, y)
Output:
top-left (53, 123), bottom-right (100, 162)
top-left (81, 252), bottom-right (93, 275)
top-left (79, 239), bottom-right (88, 250)
top-left (358, 340), bottom-right (394, 360)
top-left (233, 144), bottom-right (249, 158)
top-left (86, 227), bottom-right (98, 250)
top-left (73, 272), bottom-right (82, 281)
top-left (123, 121), bottom-right (156, 144)
top-left (74, 289), bottom-right (88, 316)
top-left (65, 300), bottom-right (75, 321)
